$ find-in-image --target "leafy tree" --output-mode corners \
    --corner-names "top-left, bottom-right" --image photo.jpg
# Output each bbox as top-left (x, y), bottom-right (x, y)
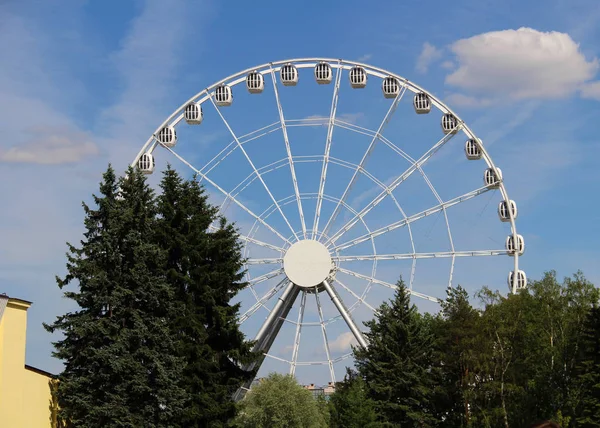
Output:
top-left (233, 373), bottom-right (328, 428)
top-left (329, 368), bottom-right (379, 428)
top-left (575, 305), bottom-right (600, 426)
top-left (155, 167), bottom-right (256, 427)
top-left (353, 278), bottom-right (438, 426)
top-left (434, 286), bottom-right (481, 426)
top-left (44, 166), bottom-right (185, 427)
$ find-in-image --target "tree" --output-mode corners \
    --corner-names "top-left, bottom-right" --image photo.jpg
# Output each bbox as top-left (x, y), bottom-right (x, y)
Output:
top-left (233, 373), bottom-right (328, 428)
top-left (353, 278), bottom-right (438, 426)
top-left (329, 368), bottom-right (380, 428)
top-left (434, 286), bottom-right (481, 426)
top-left (575, 305), bottom-right (600, 426)
top-left (44, 166), bottom-right (185, 427)
top-left (155, 167), bottom-right (257, 426)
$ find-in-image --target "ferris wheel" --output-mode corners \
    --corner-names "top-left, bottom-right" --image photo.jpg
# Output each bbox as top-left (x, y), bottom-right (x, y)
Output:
top-left (131, 58), bottom-right (525, 392)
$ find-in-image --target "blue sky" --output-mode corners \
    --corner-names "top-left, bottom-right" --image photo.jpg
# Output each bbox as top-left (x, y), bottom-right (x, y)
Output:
top-left (1, 0), bottom-right (600, 385)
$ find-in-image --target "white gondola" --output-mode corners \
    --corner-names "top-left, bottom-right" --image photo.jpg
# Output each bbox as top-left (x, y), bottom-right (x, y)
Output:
top-left (349, 66), bottom-right (367, 88)
top-left (184, 103), bottom-right (203, 125)
top-left (484, 167), bottom-right (502, 189)
top-left (280, 64), bottom-right (298, 86)
top-left (314, 62), bottom-right (332, 84)
top-left (441, 113), bottom-right (459, 134)
top-left (465, 139), bottom-right (482, 160)
top-left (382, 76), bottom-right (400, 98)
top-left (498, 200), bottom-right (518, 222)
top-left (137, 152), bottom-right (155, 175)
top-left (157, 125), bottom-right (177, 147)
top-left (413, 92), bottom-right (431, 114)
top-left (508, 270), bottom-right (527, 291)
top-left (506, 234), bottom-right (525, 256)
top-left (246, 71), bottom-right (264, 94)
top-left (215, 84), bottom-right (233, 106)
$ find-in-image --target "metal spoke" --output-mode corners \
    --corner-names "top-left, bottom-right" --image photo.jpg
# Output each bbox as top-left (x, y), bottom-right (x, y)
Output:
top-left (333, 249), bottom-right (508, 262)
top-left (209, 225), bottom-right (285, 253)
top-left (320, 83), bottom-right (408, 240)
top-left (331, 186), bottom-right (489, 252)
top-left (270, 67), bottom-right (307, 239)
top-left (240, 277), bottom-right (289, 324)
top-left (165, 146), bottom-right (291, 245)
top-left (337, 268), bottom-right (440, 303)
top-left (312, 64), bottom-right (342, 239)
top-left (290, 290), bottom-right (307, 376)
top-left (322, 280), bottom-right (368, 348)
top-left (208, 96), bottom-right (299, 241)
top-left (324, 124), bottom-right (460, 247)
top-left (247, 268), bottom-right (284, 287)
top-left (245, 257), bottom-right (284, 265)
top-left (315, 291), bottom-right (336, 383)
top-left (334, 278), bottom-right (376, 312)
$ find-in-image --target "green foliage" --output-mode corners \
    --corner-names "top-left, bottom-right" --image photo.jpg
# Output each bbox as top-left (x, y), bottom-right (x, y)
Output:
top-left (328, 368), bottom-right (379, 428)
top-left (575, 305), bottom-right (600, 426)
top-left (353, 278), bottom-right (437, 426)
top-left (44, 166), bottom-right (186, 427)
top-left (233, 373), bottom-right (328, 428)
top-left (155, 167), bottom-right (257, 426)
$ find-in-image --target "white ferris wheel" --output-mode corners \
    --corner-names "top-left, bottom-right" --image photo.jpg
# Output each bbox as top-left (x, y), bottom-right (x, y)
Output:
top-left (131, 58), bottom-right (525, 391)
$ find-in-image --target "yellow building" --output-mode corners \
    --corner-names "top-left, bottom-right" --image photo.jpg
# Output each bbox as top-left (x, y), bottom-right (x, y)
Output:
top-left (0, 293), bottom-right (56, 427)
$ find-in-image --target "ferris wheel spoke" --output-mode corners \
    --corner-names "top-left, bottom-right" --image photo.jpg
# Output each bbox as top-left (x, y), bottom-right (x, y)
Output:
top-left (314, 291), bottom-right (336, 383)
top-left (337, 268), bottom-right (441, 303)
top-left (240, 277), bottom-right (289, 325)
top-left (165, 146), bottom-right (291, 244)
top-left (324, 127), bottom-right (459, 246)
top-left (209, 225), bottom-right (285, 253)
top-left (331, 186), bottom-right (490, 252)
top-left (333, 249), bottom-right (509, 262)
top-left (312, 64), bottom-right (342, 239)
top-left (246, 268), bottom-right (285, 288)
top-left (289, 290), bottom-right (307, 376)
top-left (269, 67), bottom-right (307, 239)
top-left (320, 83), bottom-right (408, 241)
top-left (208, 96), bottom-right (299, 241)
top-left (334, 278), bottom-right (376, 312)
top-left (322, 280), bottom-right (368, 348)
top-left (245, 257), bottom-right (283, 265)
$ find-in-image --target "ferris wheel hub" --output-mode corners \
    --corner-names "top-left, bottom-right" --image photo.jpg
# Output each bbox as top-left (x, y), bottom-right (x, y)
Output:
top-left (283, 240), bottom-right (332, 288)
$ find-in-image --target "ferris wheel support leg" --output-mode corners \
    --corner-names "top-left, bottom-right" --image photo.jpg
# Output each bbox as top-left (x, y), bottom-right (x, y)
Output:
top-left (321, 280), bottom-right (368, 349)
top-left (233, 282), bottom-right (300, 401)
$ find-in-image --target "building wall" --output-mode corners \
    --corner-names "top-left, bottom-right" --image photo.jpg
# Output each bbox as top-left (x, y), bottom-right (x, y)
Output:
top-left (0, 296), bottom-right (54, 427)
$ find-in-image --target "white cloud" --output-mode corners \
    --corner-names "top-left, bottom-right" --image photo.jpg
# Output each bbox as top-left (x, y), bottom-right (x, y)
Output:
top-left (0, 127), bottom-right (98, 164)
top-left (441, 60), bottom-right (455, 70)
top-left (416, 42), bottom-right (443, 74)
top-left (445, 27), bottom-right (599, 100)
top-left (580, 81), bottom-right (600, 99)
top-left (444, 93), bottom-right (493, 108)
top-left (328, 331), bottom-right (357, 353)
top-left (357, 54), bottom-right (372, 62)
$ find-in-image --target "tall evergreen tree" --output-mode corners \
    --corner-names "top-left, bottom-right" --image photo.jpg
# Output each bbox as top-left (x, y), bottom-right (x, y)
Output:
top-left (44, 166), bottom-right (185, 427)
top-left (155, 167), bottom-right (256, 427)
top-left (329, 368), bottom-right (380, 428)
top-left (575, 305), bottom-right (600, 426)
top-left (353, 278), bottom-right (437, 426)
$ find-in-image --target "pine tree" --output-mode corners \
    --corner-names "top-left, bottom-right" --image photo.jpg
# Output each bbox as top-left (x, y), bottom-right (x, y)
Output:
top-left (353, 278), bottom-right (437, 426)
top-left (44, 166), bottom-right (185, 427)
top-left (155, 167), bottom-right (256, 426)
top-left (575, 305), bottom-right (600, 426)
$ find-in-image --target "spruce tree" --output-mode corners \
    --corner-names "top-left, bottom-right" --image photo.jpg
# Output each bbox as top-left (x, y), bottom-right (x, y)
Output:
top-left (329, 368), bottom-right (380, 428)
top-left (575, 305), bottom-right (600, 426)
top-left (353, 278), bottom-right (437, 426)
top-left (44, 166), bottom-right (185, 427)
top-left (155, 167), bottom-right (256, 426)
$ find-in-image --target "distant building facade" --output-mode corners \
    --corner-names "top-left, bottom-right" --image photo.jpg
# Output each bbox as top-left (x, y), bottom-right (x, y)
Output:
top-left (0, 294), bottom-right (56, 427)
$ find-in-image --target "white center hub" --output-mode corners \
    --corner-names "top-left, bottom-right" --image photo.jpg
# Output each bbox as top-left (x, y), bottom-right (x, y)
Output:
top-left (283, 240), bottom-right (332, 288)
